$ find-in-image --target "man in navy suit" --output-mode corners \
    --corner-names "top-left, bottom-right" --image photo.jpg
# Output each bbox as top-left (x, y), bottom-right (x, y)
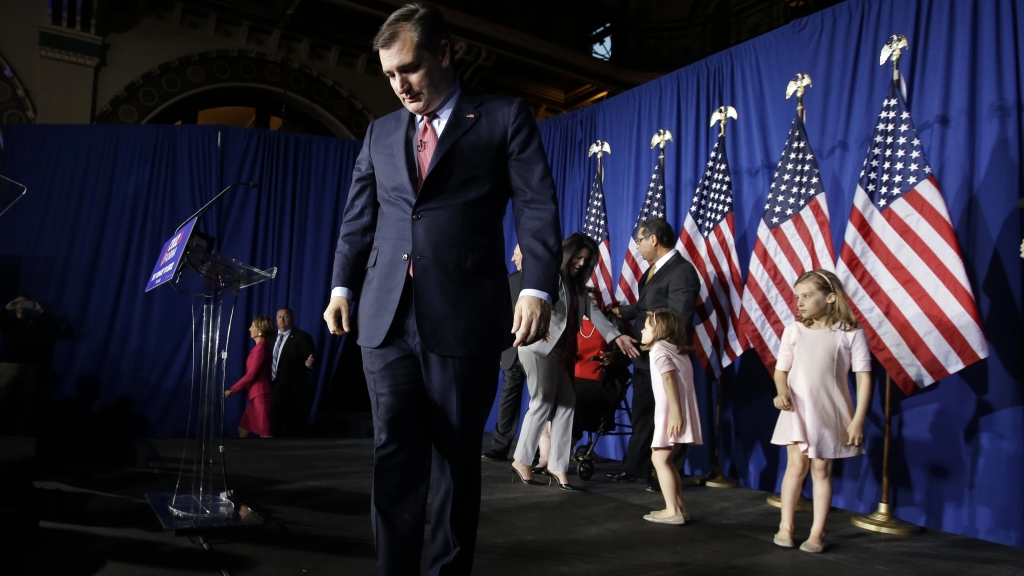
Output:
top-left (322, 4), bottom-right (561, 575)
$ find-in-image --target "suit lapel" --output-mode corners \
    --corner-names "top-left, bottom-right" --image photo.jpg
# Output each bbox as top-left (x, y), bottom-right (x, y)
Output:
top-left (424, 92), bottom-right (480, 181)
top-left (637, 252), bottom-right (680, 304)
top-left (391, 112), bottom-right (418, 199)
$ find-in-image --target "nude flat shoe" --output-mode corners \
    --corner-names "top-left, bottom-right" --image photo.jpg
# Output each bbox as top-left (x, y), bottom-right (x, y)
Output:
top-left (799, 539), bottom-right (825, 553)
top-left (643, 512), bottom-right (686, 525)
top-left (651, 511), bottom-right (691, 521)
top-left (773, 534), bottom-right (795, 548)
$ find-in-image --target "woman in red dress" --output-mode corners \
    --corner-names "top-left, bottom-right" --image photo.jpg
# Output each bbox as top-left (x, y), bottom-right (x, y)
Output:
top-left (224, 315), bottom-right (274, 438)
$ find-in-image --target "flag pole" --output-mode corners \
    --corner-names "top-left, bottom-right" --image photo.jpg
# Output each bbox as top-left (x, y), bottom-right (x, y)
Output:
top-left (850, 373), bottom-right (920, 535)
top-left (702, 107), bottom-right (739, 489)
top-left (589, 140), bottom-right (610, 181)
top-left (849, 35), bottom-right (919, 536)
top-left (703, 377), bottom-right (738, 488)
top-left (766, 74), bottom-right (816, 508)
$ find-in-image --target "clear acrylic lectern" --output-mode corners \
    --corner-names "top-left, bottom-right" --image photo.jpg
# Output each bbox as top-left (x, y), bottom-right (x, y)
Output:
top-left (146, 228), bottom-right (276, 530)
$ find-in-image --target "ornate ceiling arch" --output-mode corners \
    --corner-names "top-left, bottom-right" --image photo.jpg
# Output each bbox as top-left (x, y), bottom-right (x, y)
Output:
top-left (0, 51), bottom-right (37, 134)
top-left (96, 50), bottom-right (374, 138)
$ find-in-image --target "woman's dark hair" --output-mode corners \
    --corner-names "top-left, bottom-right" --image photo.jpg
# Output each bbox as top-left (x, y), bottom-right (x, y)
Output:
top-left (561, 232), bottom-right (599, 295)
top-left (372, 3), bottom-right (450, 57)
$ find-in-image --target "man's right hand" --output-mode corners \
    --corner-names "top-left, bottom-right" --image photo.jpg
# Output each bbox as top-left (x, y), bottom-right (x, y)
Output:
top-left (323, 296), bottom-right (352, 336)
top-left (511, 295), bottom-right (550, 347)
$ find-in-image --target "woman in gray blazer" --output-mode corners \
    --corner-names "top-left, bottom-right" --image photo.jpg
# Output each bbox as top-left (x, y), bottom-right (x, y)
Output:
top-left (511, 233), bottom-right (621, 490)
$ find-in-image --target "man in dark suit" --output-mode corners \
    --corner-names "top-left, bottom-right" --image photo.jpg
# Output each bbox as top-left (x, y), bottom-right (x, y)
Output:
top-left (482, 245), bottom-right (526, 462)
top-left (609, 218), bottom-right (700, 487)
top-left (322, 5), bottom-right (561, 575)
top-left (270, 307), bottom-right (316, 436)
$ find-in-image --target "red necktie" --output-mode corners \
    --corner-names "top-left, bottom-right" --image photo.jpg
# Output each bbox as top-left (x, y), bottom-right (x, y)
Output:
top-left (417, 112), bottom-right (437, 192)
top-left (410, 113), bottom-right (437, 278)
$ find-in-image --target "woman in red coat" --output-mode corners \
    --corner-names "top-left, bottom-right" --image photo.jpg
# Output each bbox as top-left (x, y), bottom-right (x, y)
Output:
top-left (224, 315), bottom-right (275, 437)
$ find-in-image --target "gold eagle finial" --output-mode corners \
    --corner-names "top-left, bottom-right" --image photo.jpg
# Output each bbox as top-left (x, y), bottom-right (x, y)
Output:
top-left (710, 106), bottom-right (738, 136)
top-left (650, 129), bottom-right (673, 151)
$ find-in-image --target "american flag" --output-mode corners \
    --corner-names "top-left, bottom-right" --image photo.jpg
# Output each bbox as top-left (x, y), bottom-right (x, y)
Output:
top-left (583, 168), bottom-right (615, 308)
top-left (615, 154), bottom-right (667, 305)
top-left (740, 115), bottom-right (836, 374)
top-left (836, 80), bottom-right (988, 395)
top-left (677, 134), bottom-right (748, 377)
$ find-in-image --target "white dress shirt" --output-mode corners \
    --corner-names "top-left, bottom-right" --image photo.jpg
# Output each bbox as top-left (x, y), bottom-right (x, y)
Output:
top-left (647, 249), bottom-right (679, 281)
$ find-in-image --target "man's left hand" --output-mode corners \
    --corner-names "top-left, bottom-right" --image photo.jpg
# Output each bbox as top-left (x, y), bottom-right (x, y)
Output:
top-left (614, 334), bottom-right (641, 358)
top-left (305, 354), bottom-right (315, 368)
top-left (512, 295), bottom-right (550, 347)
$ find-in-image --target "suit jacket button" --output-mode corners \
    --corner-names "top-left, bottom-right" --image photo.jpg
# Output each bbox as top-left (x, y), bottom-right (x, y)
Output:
top-left (412, 214), bottom-right (422, 220)
top-left (402, 254), bottom-right (409, 261)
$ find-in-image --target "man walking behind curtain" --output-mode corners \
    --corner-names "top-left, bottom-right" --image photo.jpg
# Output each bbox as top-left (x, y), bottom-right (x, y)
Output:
top-left (322, 4), bottom-right (561, 574)
top-left (270, 307), bottom-right (316, 436)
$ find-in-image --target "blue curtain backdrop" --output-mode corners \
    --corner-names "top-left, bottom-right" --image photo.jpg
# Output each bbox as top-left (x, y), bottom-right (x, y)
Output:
top-left (1, 0), bottom-right (1021, 551)
top-left (517, 0), bottom-right (1023, 549)
top-left (0, 124), bottom-right (362, 439)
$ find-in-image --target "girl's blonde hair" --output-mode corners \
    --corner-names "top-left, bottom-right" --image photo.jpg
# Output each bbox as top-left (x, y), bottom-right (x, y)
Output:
top-left (253, 315), bottom-right (275, 339)
top-left (794, 269), bottom-right (858, 331)
top-left (640, 308), bottom-right (695, 354)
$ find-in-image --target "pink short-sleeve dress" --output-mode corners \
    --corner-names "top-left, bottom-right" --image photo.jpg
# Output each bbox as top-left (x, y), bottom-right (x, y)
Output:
top-left (771, 322), bottom-right (872, 459)
top-left (650, 341), bottom-right (703, 448)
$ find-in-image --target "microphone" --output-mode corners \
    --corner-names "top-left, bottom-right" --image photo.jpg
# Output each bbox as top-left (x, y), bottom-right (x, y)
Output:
top-left (0, 173), bottom-right (28, 219)
top-left (417, 139), bottom-right (425, 152)
top-left (174, 181), bottom-right (260, 232)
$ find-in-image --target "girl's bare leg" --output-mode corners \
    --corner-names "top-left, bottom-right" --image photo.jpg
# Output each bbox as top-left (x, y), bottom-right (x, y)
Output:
top-left (651, 447), bottom-right (681, 519)
top-left (778, 444), bottom-right (809, 539)
top-left (807, 458), bottom-right (833, 545)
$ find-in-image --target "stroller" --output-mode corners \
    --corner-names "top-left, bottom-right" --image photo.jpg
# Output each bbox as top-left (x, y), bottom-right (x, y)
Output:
top-left (570, 345), bottom-right (634, 481)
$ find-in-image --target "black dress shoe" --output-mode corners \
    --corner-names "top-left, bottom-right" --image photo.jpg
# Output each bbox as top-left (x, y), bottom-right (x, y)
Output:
top-left (554, 481), bottom-right (584, 492)
top-left (532, 466), bottom-right (548, 475)
top-left (606, 471), bottom-right (637, 482)
top-left (481, 450), bottom-right (508, 462)
top-left (646, 484), bottom-right (660, 493)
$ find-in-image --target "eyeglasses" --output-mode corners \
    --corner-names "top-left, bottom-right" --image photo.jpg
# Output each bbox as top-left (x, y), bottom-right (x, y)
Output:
top-left (636, 233), bottom-right (655, 244)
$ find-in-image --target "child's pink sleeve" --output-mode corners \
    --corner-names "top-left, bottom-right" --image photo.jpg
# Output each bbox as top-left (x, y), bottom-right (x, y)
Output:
top-left (651, 343), bottom-right (678, 376)
top-left (775, 324), bottom-right (796, 372)
top-left (850, 329), bottom-right (872, 372)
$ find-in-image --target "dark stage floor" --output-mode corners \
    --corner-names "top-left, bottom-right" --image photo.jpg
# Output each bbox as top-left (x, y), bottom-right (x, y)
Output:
top-left (10, 437), bottom-right (1024, 575)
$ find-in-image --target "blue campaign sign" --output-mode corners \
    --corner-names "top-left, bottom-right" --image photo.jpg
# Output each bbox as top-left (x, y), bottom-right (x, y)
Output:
top-left (145, 218), bottom-right (197, 292)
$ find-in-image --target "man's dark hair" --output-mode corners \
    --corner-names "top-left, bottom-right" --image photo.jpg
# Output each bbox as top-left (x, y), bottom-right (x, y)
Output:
top-left (277, 307), bottom-right (293, 316)
top-left (372, 3), bottom-right (450, 57)
top-left (638, 218), bottom-right (675, 248)
top-left (561, 232), bottom-right (599, 295)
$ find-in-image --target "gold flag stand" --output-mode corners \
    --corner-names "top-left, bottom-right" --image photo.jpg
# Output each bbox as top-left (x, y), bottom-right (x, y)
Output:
top-left (703, 380), bottom-right (738, 488)
top-left (851, 34), bottom-right (919, 537)
top-left (701, 107), bottom-right (739, 489)
top-left (765, 73), bottom-right (815, 510)
top-left (850, 374), bottom-right (920, 535)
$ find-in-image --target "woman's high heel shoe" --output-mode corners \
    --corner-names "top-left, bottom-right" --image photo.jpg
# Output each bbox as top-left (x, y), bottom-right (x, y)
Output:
top-left (511, 464), bottom-right (543, 485)
top-left (546, 473), bottom-right (583, 492)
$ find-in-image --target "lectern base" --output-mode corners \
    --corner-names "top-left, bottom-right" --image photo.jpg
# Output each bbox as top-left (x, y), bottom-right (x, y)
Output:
top-left (146, 492), bottom-right (264, 533)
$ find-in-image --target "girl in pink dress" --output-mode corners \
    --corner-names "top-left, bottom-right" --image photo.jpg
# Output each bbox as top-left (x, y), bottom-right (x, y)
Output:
top-left (771, 270), bottom-right (872, 553)
top-left (640, 308), bottom-right (702, 525)
top-left (224, 315), bottom-right (275, 438)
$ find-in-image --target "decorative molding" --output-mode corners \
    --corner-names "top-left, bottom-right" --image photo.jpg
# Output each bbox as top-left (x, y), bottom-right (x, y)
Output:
top-left (0, 51), bottom-right (37, 126)
top-left (38, 25), bottom-right (104, 68)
